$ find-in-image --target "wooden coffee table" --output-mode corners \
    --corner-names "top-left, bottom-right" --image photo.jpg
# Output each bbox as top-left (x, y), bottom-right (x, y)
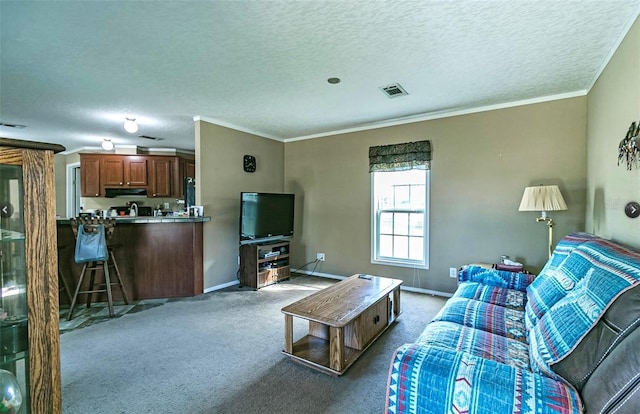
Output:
top-left (281, 274), bottom-right (402, 375)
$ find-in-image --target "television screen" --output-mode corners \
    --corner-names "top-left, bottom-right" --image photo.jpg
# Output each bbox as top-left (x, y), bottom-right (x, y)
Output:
top-left (240, 192), bottom-right (295, 243)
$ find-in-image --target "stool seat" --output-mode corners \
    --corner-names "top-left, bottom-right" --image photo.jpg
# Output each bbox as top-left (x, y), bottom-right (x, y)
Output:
top-left (68, 217), bottom-right (129, 320)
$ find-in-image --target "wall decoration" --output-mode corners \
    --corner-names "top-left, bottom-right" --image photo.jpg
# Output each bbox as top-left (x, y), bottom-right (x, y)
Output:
top-left (618, 121), bottom-right (640, 170)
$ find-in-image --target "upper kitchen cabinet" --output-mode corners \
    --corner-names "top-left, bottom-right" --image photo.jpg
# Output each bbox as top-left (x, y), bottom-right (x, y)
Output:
top-left (79, 153), bottom-right (195, 199)
top-left (149, 157), bottom-right (173, 198)
top-left (80, 154), bottom-right (101, 197)
top-left (101, 155), bottom-right (148, 187)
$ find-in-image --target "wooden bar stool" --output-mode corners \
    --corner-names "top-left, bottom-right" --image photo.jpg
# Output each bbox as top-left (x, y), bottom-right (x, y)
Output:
top-left (67, 217), bottom-right (129, 320)
top-left (57, 244), bottom-right (73, 304)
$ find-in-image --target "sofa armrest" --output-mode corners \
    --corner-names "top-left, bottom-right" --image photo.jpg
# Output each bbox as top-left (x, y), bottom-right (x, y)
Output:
top-left (386, 344), bottom-right (582, 414)
top-left (458, 265), bottom-right (535, 291)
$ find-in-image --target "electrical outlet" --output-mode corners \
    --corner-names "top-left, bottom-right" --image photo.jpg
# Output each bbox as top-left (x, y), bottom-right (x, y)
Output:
top-left (449, 267), bottom-right (457, 278)
top-left (317, 253), bottom-right (325, 261)
top-left (237, 256), bottom-right (240, 265)
top-left (164, 202), bottom-right (170, 209)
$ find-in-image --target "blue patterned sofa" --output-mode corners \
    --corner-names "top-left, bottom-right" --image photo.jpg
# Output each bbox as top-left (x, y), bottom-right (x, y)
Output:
top-left (386, 233), bottom-right (640, 413)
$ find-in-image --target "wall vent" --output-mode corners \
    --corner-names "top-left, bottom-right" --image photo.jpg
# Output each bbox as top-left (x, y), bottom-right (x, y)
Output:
top-left (138, 135), bottom-right (164, 141)
top-left (0, 122), bottom-right (26, 129)
top-left (380, 83), bottom-right (408, 98)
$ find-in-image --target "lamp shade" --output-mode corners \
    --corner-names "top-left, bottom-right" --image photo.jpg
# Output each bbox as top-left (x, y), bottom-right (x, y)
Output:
top-left (518, 185), bottom-right (567, 212)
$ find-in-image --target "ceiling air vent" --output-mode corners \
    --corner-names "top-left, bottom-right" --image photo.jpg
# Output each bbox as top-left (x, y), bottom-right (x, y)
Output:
top-left (0, 122), bottom-right (26, 129)
top-left (138, 135), bottom-right (164, 141)
top-left (380, 83), bottom-right (408, 98)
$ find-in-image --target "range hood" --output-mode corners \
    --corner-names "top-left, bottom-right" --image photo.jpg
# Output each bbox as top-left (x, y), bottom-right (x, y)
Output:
top-left (104, 188), bottom-right (148, 198)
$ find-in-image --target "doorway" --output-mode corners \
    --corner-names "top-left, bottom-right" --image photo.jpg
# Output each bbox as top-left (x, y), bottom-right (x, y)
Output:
top-left (66, 163), bottom-right (80, 218)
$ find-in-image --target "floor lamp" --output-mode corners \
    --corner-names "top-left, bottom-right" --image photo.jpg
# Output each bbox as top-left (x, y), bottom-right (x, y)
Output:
top-left (518, 185), bottom-right (568, 258)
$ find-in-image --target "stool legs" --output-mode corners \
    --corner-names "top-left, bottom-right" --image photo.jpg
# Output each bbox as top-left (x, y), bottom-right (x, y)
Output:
top-left (67, 250), bottom-right (127, 321)
top-left (109, 249), bottom-right (129, 305)
top-left (67, 262), bottom-right (89, 321)
top-left (58, 261), bottom-right (73, 304)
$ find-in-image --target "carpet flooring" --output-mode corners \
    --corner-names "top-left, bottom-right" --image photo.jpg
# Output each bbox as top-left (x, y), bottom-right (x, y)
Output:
top-left (60, 274), bottom-right (447, 414)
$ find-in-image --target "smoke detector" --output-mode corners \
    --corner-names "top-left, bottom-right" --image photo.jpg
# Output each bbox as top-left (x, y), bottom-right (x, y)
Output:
top-left (380, 83), bottom-right (408, 98)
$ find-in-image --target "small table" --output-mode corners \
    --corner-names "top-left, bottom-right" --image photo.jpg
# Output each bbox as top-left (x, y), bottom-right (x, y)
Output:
top-left (281, 274), bottom-right (402, 375)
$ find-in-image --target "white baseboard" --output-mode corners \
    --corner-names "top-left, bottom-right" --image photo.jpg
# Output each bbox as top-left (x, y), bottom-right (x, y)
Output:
top-left (294, 270), bottom-right (453, 298)
top-left (204, 279), bottom-right (240, 293)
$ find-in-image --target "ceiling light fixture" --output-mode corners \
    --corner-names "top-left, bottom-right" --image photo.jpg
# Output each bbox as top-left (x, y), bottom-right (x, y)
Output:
top-left (123, 118), bottom-right (138, 133)
top-left (101, 138), bottom-right (114, 151)
top-left (327, 77), bottom-right (341, 84)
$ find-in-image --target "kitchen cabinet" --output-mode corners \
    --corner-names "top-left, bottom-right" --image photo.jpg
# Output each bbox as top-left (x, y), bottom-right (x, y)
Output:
top-left (79, 153), bottom-right (195, 199)
top-left (101, 155), bottom-right (148, 187)
top-left (149, 157), bottom-right (173, 198)
top-left (80, 154), bottom-right (101, 197)
top-left (0, 137), bottom-right (64, 414)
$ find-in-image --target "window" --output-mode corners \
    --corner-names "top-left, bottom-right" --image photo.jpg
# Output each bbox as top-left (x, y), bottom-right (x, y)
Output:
top-left (372, 169), bottom-right (429, 268)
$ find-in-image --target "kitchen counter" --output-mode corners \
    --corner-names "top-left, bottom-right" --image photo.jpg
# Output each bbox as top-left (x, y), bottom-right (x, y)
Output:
top-left (56, 217), bottom-right (209, 303)
top-left (56, 216), bottom-right (211, 224)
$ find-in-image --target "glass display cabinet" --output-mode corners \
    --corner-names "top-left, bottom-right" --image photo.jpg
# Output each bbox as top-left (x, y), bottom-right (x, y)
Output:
top-left (0, 138), bottom-right (64, 414)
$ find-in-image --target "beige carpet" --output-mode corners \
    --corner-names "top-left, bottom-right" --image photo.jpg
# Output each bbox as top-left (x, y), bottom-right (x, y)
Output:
top-left (60, 274), bottom-right (447, 413)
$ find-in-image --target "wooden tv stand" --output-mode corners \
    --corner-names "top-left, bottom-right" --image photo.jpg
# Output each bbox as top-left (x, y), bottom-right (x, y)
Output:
top-left (239, 240), bottom-right (291, 289)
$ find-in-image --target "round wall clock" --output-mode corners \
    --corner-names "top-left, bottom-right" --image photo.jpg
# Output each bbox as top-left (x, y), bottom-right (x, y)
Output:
top-left (243, 155), bottom-right (256, 173)
top-left (625, 201), bottom-right (640, 218)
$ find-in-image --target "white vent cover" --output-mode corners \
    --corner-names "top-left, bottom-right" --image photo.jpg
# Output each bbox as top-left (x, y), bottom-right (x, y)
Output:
top-left (380, 83), bottom-right (408, 98)
top-left (138, 135), bottom-right (164, 141)
top-left (0, 122), bottom-right (26, 129)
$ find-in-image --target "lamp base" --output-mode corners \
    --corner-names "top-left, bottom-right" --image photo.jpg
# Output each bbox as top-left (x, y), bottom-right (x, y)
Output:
top-left (536, 217), bottom-right (554, 258)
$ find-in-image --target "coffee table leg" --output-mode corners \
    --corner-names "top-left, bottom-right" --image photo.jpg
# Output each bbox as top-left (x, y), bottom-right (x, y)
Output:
top-left (393, 287), bottom-right (401, 317)
top-left (284, 314), bottom-right (293, 354)
top-left (329, 326), bottom-right (344, 372)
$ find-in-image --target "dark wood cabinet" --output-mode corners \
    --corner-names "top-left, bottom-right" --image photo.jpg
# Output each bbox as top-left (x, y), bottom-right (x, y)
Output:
top-left (80, 154), bottom-right (101, 197)
top-left (101, 155), bottom-right (148, 187)
top-left (239, 240), bottom-right (290, 289)
top-left (149, 157), bottom-right (173, 197)
top-left (79, 153), bottom-right (194, 198)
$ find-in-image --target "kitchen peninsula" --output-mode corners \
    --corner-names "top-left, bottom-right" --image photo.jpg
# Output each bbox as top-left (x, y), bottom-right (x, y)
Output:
top-left (56, 216), bottom-right (210, 304)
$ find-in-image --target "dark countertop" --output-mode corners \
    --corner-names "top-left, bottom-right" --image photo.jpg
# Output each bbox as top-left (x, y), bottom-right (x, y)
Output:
top-left (56, 216), bottom-right (211, 225)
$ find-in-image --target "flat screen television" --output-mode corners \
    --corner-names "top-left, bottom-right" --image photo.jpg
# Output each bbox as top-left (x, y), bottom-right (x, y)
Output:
top-left (240, 192), bottom-right (295, 244)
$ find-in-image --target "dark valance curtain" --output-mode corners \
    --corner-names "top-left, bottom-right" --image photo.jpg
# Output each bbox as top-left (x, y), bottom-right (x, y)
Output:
top-left (368, 140), bottom-right (431, 172)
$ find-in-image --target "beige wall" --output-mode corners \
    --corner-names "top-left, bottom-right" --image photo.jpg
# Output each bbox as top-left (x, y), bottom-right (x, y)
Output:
top-left (285, 98), bottom-right (587, 293)
top-left (586, 16), bottom-right (640, 247)
top-left (54, 154), bottom-right (67, 216)
top-left (196, 120), bottom-right (285, 288)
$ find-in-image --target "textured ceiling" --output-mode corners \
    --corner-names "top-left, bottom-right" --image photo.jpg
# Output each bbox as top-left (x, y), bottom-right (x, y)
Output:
top-left (1, 1), bottom-right (639, 153)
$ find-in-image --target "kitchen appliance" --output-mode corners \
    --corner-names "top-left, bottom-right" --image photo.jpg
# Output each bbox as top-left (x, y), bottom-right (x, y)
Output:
top-left (104, 188), bottom-right (147, 198)
top-left (185, 177), bottom-right (195, 209)
top-left (111, 206), bottom-right (153, 216)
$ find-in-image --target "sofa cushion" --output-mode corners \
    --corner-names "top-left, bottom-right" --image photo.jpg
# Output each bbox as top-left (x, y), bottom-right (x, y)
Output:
top-left (551, 284), bottom-right (640, 389)
top-left (459, 265), bottom-right (534, 291)
top-left (432, 297), bottom-right (527, 342)
top-left (386, 344), bottom-right (583, 414)
top-left (453, 282), bottom-right (526, 311)
top-left (524, 232), bottom-right (600, 330)
top-left (416, 321), bottom-right (529, 369)
top-left (528, 239), bottom-right (640, 378)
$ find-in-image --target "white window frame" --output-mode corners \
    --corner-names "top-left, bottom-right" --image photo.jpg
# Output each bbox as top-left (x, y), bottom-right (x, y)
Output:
top-left (371, 169), bottom-right (430, 269)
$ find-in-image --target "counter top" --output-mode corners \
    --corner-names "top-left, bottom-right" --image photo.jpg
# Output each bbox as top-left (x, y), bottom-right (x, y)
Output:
top-left (56, 216), bottom-right (211, 224)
